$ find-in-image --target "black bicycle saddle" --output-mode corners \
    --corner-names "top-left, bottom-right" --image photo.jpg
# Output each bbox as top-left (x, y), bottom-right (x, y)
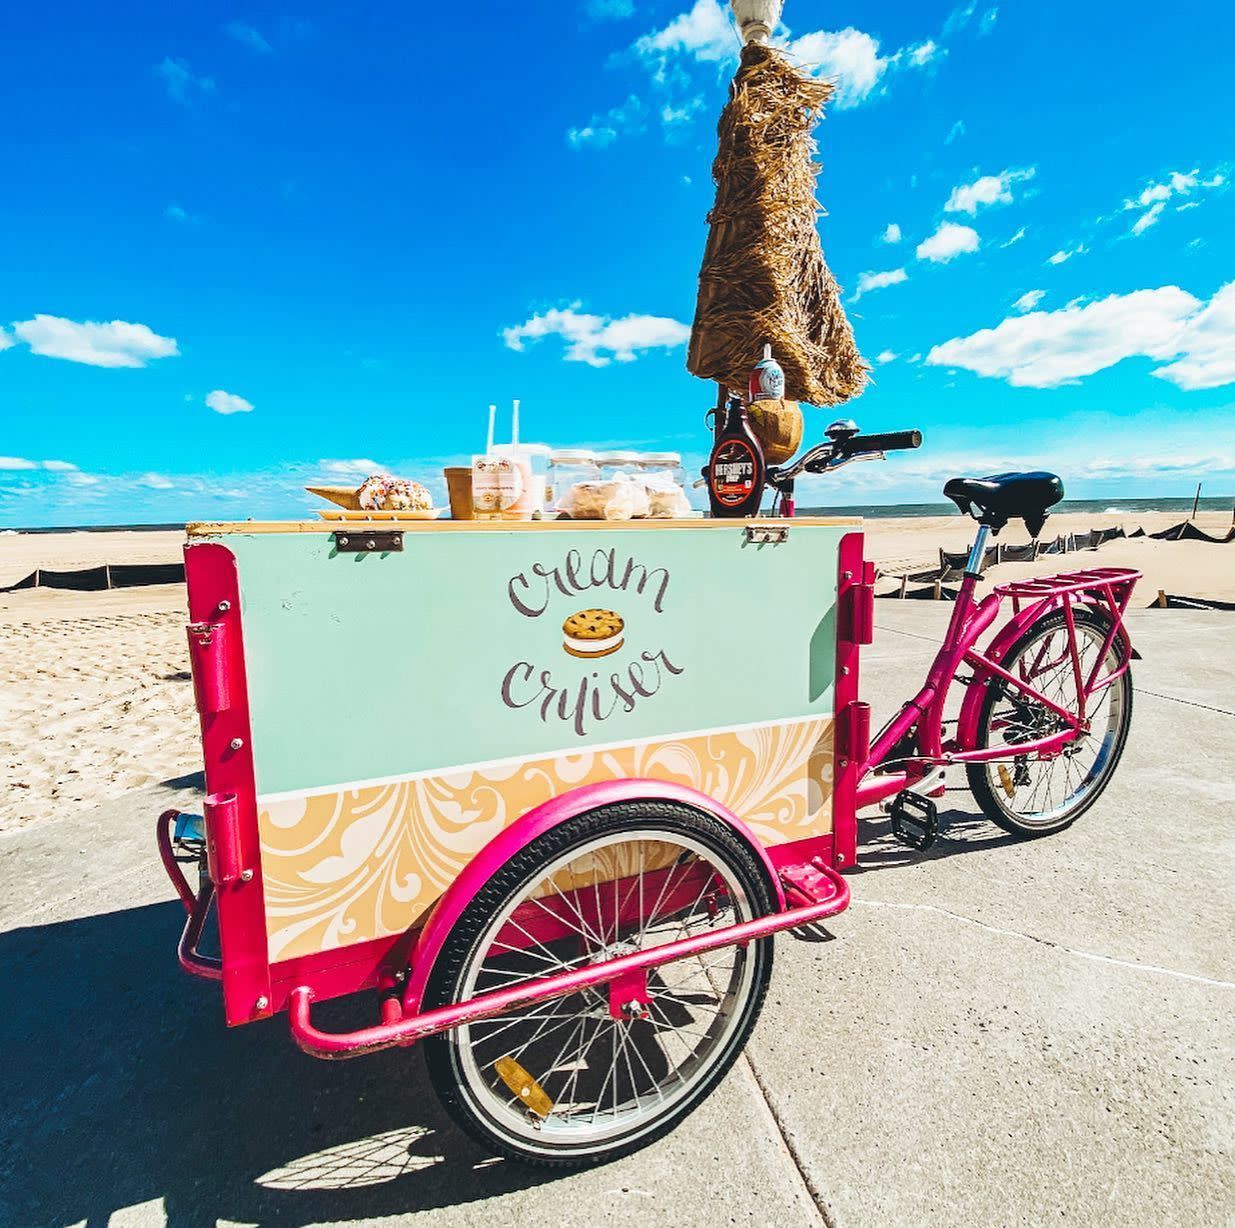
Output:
top-left (943, 471), bottom-right (1064, 537)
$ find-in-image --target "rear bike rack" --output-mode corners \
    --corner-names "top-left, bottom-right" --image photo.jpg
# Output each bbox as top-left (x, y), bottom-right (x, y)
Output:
top-left (993, 566), bottom-right (1140, 610)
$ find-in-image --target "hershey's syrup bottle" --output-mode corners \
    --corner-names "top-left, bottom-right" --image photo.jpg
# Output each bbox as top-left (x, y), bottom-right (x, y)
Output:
top-left (707, 393), bottom-right (765, 518)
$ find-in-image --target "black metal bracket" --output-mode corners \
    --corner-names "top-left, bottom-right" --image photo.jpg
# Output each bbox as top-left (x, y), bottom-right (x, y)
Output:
top-left (745, 524), bottom-right (789, 545)
top-left (332, 531), bottom-right (404, 553)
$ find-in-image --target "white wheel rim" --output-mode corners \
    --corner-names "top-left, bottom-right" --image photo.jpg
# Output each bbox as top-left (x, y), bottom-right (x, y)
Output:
top-left (449, 828), bottom-right (759, 1155)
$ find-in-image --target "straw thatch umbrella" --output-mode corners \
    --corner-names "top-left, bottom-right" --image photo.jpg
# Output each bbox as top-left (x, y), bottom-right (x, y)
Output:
top-left (687, 0), bottom-right (867, 408)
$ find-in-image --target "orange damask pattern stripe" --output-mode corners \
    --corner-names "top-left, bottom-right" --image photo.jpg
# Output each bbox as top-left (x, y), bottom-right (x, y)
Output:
top-left (258, 717), bottom-right (834, 962)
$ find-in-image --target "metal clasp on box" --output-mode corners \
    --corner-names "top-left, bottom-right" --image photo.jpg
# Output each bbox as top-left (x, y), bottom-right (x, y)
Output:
top-left (332, 531), bottom-right (404, 553)
top-left (744, 525), bottom-right (789, 545)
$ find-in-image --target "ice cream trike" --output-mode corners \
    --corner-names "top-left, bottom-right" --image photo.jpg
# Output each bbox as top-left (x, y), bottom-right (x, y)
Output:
top-left (157, 424), bottom-right (1140, 1166)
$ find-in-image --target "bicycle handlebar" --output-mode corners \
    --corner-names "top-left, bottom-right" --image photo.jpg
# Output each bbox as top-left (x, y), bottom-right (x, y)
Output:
top-left (836, 429), bottom-right (922, 454)
top-left (767, 426), bottom-right (924, 487)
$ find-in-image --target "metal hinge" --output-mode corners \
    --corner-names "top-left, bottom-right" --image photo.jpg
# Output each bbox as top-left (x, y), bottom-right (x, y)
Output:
top-left (332, 531), bottom-right (404, 553)
top-left (744, 524), bottom-right (789, 545)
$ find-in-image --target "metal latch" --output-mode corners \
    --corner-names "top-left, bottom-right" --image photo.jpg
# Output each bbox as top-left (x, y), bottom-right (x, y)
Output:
top-left (332, 531), bottom-right (404, 553)
top-left (744, 524), bottom-right (789, 544)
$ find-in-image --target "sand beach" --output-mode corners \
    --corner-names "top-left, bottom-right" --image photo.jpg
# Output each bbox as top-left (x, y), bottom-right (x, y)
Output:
top-left (2, 511), bottom-right (1232, 831)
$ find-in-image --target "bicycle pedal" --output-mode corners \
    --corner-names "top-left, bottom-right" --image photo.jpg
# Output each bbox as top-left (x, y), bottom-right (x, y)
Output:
top-left (889, 791), bottom-right (939, 851)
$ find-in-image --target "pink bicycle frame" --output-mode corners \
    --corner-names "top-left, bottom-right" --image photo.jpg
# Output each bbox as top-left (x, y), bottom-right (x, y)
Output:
top-left (856, 526), bottom-right (1140, 810)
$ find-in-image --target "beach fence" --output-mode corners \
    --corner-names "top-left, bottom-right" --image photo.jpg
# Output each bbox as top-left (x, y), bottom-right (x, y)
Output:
top-left (0, 561), bottom-right (185, 594)
top-left (880, 523), bottom-right (1148, 602)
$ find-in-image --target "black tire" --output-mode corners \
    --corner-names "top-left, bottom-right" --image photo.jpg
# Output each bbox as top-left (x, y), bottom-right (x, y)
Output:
top-left (967, 606), bottom-right (1133, 837)
top-left (422, 800), bottom-right (776, 1168)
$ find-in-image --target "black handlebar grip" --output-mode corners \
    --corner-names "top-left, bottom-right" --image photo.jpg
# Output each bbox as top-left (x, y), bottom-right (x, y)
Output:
top-left (844, 429), bottom-right (922, 453)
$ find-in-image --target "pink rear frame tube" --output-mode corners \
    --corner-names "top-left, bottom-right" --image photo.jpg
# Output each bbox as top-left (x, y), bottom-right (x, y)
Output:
top-left (288, 862), bottom-right (850, 1059)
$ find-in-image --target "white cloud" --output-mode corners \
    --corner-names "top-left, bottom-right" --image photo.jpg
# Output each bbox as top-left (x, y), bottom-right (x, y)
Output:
top-left (1002, 227), bottom-right (1027, 247)
top-left (875, 350), bottom-right (898, 364)
top-left (1123, 168), bottom-right (1226, 237)
top-left (662, 97), bottom-right (704, 126)
top-left (945, 167), bottom-right (1035, 214)
top-left (786, 27), bottom-right (894, 108)
top-left (225, 21), bottom-right (272, 53)
top-left (138, 473), bottom-right (175, 489)
top-left (1079, 452), bottom-right (1235, 479)
top-left (205, 389), bottom-right (254, 415)
top-left (1130, 201), bottom-right (1165, 236)
top-left (1047, 244), bottom-right (1086, 265)
top-left (636, 0), bottom-right (734, 61)
top-left (503, 306), bottom-right (690, 366)
top-left (567, 125), bottom-right (617, 148)
top-left (944, 2), bottom-right (977, 35)
top-left (852, 268), bottom-right (908, 299)
top-left (0, 457), bottom-right (79, 471)
top-left (12, 315), bottom-right (179, 368)
top-left (881, 222), bottom-right (902, 244)
top-left (1013, 289), bottom-right (1045, 313)
top-left (945, 119), bottom-right (966, 144)
top-left (907, 39), bottom-right (942, 66)
top-left (567, 94), bottom-right (645, 149)
top-left (979, 7), bottom-right (999, 34)
top-left (633, 1), bottom-right (942, 117)
top-left (0, 327), bottom-right (13, 353)
top-left (926, 282), bottom-right (1235, 390)
top-left (321, 459), bottom-right (382, 476)
top-left (155, 57), bottom-right (215, 104)
top-left (916, 222), bottom-right (979, 263)
top-left (1152, 282), bottom-right (1235, 390)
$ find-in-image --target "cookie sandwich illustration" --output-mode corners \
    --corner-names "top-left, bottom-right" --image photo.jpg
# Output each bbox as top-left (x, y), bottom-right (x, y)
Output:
top-left (562, 608), bottom-right (626, 659)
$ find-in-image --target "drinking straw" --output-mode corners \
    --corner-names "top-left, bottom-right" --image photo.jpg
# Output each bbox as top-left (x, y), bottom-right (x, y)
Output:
top-left (486, 404), bottom-right (496, 454)
top-left (512, 398), bottom-right (520, 447)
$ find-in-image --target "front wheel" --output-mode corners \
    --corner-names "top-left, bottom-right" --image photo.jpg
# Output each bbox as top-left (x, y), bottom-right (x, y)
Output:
top-left (967, 606), bottom-right (1133, 837)
top-left (421, 801), bottom-right (776, 1167)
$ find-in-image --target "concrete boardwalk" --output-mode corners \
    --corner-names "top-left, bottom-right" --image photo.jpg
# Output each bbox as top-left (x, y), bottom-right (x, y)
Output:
top-left (1, 607), bottom-right (1231, 1227)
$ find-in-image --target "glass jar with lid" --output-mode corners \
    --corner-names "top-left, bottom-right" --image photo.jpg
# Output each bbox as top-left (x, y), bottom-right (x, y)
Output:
top-left (595, 451), bottom-right (649, 517)
top-left (636, 452), bottom-right (691, 518)
top-left (595, 451), bottom-right (642, 478)
top-left (638, 451), bottom-right (684, 485)
top-left (548, 449), bottom-right (600, 512)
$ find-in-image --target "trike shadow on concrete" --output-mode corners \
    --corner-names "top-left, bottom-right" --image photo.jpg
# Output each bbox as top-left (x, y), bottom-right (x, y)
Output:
top-left (0, 900), bottom-right (561, 1227)
top-left (0, 791), bottom-right (1011, 1226)
top-left (852, 792), bottom-right (1017, 873)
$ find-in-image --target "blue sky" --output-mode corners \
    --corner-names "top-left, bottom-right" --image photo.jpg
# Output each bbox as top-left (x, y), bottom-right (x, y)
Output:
top-left (1, 0), bottom-right (1232, 527)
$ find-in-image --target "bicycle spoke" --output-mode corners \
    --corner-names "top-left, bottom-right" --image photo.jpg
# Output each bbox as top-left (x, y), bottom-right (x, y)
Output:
top-left (445, 823), bottom-right (766, 1156)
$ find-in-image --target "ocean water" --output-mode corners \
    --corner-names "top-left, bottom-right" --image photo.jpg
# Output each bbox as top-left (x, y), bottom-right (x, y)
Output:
top-left (796, 496), bottom-right (1235, 520)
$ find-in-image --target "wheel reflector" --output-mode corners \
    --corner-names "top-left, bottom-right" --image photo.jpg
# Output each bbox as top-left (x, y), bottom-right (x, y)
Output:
top-left (997, 764), bottom-right (1016, 798)
top-left (494, 1056), bottom-right (555, 1118)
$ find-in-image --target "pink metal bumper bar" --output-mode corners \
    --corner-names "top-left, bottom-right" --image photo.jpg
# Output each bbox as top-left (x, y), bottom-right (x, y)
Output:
top-left (289, 860), bottom-right (851, 1060)
top-left (157, 809), bottom-right (223, 982)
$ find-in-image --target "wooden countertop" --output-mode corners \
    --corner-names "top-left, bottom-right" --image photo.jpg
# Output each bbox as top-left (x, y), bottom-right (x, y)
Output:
top-left (186, 516), bottom-right (862, 537)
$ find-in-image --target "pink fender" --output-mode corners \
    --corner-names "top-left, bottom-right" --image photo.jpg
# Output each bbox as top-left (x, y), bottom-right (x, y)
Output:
top-left (955, 596), bottom-right (1134, 749)
top-left (401, 779), bottom-right (786, 1015)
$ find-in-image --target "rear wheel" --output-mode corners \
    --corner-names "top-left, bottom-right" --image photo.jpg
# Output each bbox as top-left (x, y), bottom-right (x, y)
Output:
top-left (967, 607), bottom-right (1133, 837)
top-left (422, 801), bottom-right (775, 1167)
